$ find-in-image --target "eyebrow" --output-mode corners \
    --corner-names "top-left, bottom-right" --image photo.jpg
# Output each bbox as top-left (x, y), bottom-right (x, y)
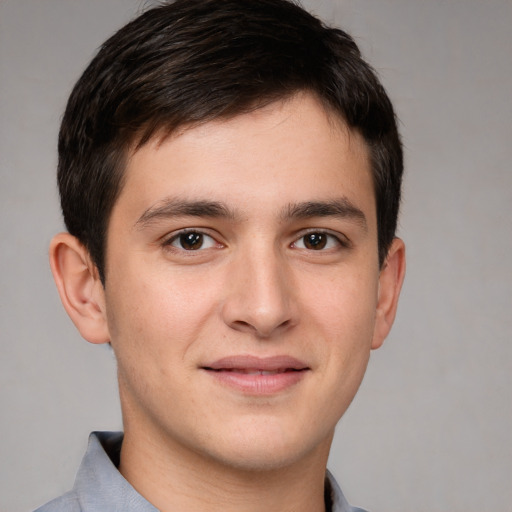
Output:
top-left (135, 196), bottom-right (367, 230)
top-left (282, 198), bottom-right (367, 229)
top-left (134, 198), bottom-right (237, 229)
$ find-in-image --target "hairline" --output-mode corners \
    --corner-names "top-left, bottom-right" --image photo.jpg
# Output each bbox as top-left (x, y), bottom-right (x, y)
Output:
top-left (100, 91), bottom-right (378, 283)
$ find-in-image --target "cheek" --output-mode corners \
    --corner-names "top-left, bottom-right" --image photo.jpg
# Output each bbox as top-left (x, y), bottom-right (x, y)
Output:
top-left (105, 265), bottom-right (222, 363)
top-left (295, 273), bottom-right (378, 432)
top-left (298, 266), bottom-right (379, 340)
top-left (299, 265), bottom-right (379, 407)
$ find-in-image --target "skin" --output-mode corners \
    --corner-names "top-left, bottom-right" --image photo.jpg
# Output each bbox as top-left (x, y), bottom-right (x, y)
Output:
top-left (50, 93), bottom-right (405, 512)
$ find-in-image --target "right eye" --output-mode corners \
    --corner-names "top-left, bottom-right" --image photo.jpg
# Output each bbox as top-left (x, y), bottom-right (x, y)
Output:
top-left (167, 231), bottom-right (217, 251)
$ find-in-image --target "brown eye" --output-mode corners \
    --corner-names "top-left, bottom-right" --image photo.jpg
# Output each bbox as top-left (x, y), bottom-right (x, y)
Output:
top-left (293, 232), bottom-right (343, 251)
top-left (168, 231), bottom-right (216, 251)
top-left (303, 233), bottom-right (328, 250)
top-left (179, 232), bottom-right (204, 250)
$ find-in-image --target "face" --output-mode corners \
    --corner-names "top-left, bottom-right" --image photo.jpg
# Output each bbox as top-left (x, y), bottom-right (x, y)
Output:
top-left (102, 94), bottom-right (391, 472)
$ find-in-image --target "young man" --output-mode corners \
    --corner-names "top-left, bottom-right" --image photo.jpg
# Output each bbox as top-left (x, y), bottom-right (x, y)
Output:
top-left (38, 0), bottom-right (405, 510)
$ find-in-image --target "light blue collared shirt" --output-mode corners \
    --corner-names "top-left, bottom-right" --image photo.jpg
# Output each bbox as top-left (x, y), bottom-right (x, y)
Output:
top-left (35, 432), bottom-right (368, 512)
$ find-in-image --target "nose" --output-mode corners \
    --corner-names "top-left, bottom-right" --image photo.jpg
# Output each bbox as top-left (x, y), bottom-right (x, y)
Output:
top-left (221, 247), bottom-right (298, 339)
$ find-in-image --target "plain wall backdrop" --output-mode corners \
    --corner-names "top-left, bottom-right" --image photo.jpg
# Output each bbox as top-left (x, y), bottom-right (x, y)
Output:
top-left (1, 1), bottom-right (511, 511)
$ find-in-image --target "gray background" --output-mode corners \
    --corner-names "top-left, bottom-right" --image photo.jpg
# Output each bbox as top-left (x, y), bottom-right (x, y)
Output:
top-left (1, 1), bottom-right (511, 511)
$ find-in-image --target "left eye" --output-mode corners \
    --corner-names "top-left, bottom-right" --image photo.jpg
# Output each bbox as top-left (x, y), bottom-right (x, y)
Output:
top-left (293, 232), bottom-right (340, 251)
top-left (168, 231), bottom-right (217, 251)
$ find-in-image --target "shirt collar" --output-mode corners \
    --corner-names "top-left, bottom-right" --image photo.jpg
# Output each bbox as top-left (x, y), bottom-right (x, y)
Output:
top-left (73, 431), bottom-right (158, 511)
top-left (73, 431), bottom-right (365, 512)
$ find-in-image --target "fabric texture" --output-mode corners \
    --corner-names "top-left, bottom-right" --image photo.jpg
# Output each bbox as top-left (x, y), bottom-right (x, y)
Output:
top-left (34, 431), bottom-right (368, 512)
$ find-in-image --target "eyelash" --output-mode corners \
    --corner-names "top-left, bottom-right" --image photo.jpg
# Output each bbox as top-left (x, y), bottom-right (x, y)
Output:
top-left (162, 228), bottom-right (349, 252)
top-left (291, 230), bottom-right (349, 251)
top-left (163, 229), bottom-right (220, 252)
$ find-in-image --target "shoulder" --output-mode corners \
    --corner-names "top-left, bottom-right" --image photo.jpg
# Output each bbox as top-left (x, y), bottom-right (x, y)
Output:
top-left (326, 470), bottom-right (370, 512)
top-left (32, 431), bottom-right (123, 512)
top-left (33, 491), bottom-right (81, 512)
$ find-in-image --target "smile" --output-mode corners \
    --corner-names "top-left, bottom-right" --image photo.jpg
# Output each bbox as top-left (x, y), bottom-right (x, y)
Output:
top-left (218, 369), bottom-right (299, 375)
top-left (201, 355), bottom-right (309, 395)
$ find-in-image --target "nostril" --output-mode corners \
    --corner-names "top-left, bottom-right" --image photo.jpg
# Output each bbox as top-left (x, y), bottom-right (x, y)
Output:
top-left (233, 320), bottom-right (252, 329)
top-left (229, 317), bottom-right (294, 339)
top-left (230, 320), bottom-right (255, 334)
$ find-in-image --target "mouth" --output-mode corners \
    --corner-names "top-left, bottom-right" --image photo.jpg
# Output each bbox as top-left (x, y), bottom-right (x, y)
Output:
top-left (201, 355), bottom-right (310, 394)
top-left (214, 368), bottom-right (301, 375)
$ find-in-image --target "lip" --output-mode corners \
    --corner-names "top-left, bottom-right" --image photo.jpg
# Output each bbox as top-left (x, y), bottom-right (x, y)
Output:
top-left (201, 355), bottom-right (310, 395)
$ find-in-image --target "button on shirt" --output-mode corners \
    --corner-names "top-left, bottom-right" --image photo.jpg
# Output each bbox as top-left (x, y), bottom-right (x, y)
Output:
top-left (35, 432), bottom-right (368, 512)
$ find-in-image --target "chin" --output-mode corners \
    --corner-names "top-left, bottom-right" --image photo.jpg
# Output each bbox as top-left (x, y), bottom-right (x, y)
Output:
top-left (200, 421), bottom-right (333, 473)
top-left (211, 445), bottom-right (309, 473)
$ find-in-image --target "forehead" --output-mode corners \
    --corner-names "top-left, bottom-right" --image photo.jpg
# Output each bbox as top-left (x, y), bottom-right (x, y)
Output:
top-left (116, 93), bottom-right (375, 225)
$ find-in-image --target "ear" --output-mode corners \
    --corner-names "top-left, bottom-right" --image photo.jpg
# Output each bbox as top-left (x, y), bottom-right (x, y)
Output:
top-left (371, 237), bottom-right (406, 350)
top-left (49, 233), bottom-right (110, 344)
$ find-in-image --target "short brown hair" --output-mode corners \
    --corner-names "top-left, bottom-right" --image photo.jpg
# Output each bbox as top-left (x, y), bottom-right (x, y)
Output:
top-left (58, 0), bottom-right (403, 283)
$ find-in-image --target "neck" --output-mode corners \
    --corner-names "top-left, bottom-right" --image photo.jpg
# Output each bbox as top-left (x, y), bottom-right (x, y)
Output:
top-left (119, 424), bottom-right (332, 512)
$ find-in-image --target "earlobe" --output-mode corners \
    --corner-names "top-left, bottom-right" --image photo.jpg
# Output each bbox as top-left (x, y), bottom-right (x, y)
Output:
top-left (371, 238), bottom-right (406, 350)
top-left (49, 233), bottom-right (110, 344)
